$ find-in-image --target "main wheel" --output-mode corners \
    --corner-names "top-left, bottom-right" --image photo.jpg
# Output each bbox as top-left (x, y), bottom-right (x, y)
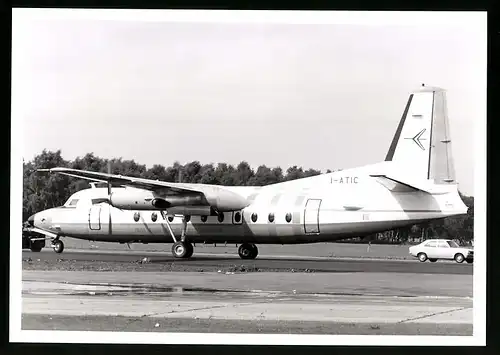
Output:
top-left (429, 258), bottom-right (437, 263)
top-left (418, 253), bottom-right (428, 262)
top-left (184, 242), bottom-right (194, 258)
top-left (238, 243), bottom-right (258, 260)
top-left (52, 240), bottom-right (64, 254)
top-left (454, 253), bottom-right (465, 263)
top-left (172, 241), bottom-right (193, 259)
top-left (30, 246), bottom-right (42, 252)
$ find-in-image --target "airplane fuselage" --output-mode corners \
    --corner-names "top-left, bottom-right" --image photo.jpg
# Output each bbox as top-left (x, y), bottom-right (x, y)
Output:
top-left (33, 164), bottom-right (466, 245)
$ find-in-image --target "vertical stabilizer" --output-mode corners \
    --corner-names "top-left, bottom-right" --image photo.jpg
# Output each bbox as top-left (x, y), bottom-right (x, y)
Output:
top-left (385, 85), bottom-right (456, 185)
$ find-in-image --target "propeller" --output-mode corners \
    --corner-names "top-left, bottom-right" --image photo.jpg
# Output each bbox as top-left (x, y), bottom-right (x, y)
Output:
top-left (107, 160), bottom-right (112, 197)
top-left (107, 160), bottom-right (113, 235)
top-left (103, 160), bottom-right (126, 235)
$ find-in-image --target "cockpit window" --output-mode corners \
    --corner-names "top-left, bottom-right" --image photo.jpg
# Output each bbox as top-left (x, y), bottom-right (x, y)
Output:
top-left (92, 198), bottom-right (108, 205)
top-left (68, 199), bottom-right (79, 207)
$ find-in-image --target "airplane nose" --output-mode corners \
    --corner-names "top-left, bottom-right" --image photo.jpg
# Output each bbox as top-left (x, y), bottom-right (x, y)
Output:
top-left (27, 214), bottom-right (35, 227)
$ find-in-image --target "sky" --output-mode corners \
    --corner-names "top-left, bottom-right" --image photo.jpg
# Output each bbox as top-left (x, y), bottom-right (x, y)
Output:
top-left (12, 10), bottom-right (486, 196)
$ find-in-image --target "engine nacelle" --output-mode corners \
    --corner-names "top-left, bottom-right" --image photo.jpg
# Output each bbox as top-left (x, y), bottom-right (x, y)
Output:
top-left (108, 187), bottom-right (249, 212)
top-left (109, 189), bottom-right (156, 210)
top-left (202, 187), bottom-right (250, 212)
top-left (152, 194), bottom-right (205, 209)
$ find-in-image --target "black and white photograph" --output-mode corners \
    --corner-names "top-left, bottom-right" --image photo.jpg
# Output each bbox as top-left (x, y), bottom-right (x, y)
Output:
top-left (10, 9), bottom-right (486, 346)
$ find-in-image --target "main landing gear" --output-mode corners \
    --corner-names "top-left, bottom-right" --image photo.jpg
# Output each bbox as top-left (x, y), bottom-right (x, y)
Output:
top-left (172, 241), bottom-right (193, 258)
top-left (161, 211), bottom-right (193, 259)
top-left (159, 211), bottom-right (259, 260)
top-left (238, 243), bottom-right (258, 260)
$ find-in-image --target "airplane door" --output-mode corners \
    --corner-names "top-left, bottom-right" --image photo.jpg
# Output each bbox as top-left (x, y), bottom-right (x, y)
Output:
top-left (304, 199), bottom-right (322, 234)
top-left (89, 206), bottom-right (101, 230)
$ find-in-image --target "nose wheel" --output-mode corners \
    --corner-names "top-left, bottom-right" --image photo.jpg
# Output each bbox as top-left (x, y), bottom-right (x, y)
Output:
top-left (51, 239), bottom-right (64, 254)
top-left (172, 241), bottom-right (194, 259)
top-left (238, 243), bottom-right (258, 259)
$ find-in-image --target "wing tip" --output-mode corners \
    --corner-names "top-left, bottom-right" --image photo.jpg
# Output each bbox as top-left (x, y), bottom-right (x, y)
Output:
top-left (37, 167), bottom-right (69, 172)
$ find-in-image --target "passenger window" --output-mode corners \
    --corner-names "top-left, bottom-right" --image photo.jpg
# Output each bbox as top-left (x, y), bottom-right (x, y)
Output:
top-left (91, 198), bottom-right (108, 205)
top-left (425, 241), bottom-right (437, 247)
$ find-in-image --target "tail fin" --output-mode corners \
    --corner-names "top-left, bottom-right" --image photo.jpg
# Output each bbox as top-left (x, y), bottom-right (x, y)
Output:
top-left (384, 84), bottom-right (456, 185)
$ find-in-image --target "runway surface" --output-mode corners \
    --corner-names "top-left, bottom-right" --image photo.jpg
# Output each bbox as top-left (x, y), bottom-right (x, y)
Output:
top-left (22, 270), bottom-right (473, 297)
top-left (21, 314), bottom-right (472, 336)
top-left (20, 243), bottom-right (474, 338)
top-left (21, 270), bottom-right (473, 336)
top-left (22, 249), bottom-right (473, 275)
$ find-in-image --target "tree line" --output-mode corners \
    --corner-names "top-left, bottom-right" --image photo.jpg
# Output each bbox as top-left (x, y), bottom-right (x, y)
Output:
top-left (22, 150), bottom-right (474, 245)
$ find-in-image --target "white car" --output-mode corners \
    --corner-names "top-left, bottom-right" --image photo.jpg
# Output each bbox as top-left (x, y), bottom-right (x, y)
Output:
top-left (409, 239), bottom-right (473, 263)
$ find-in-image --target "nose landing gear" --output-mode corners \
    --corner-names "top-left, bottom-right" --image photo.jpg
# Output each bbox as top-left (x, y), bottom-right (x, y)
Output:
top-left (51, 239), bottom-right (64, 254)
top-left (238, 243), bottom-right (258, 260)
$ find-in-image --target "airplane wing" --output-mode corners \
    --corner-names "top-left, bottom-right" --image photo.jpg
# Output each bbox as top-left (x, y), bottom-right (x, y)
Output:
top-left (37, 167), bottom-right (251, 212)
top-left (38, 167), bottom-right (208, 195)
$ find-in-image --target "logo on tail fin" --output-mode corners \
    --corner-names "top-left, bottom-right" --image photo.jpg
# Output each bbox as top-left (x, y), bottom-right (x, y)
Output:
top-left (404, 128), bottom-right (427, 150)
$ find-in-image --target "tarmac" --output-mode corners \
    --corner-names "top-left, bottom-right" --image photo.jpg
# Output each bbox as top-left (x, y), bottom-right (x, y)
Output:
top-left (21, 269), bottom-right (473, 335)
top-left (22, 249), bottom-right (473, 275)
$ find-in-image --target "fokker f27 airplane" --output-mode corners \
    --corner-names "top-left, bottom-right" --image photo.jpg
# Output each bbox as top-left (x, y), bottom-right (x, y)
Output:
top-left (25, 85), bottom-right (468, 259)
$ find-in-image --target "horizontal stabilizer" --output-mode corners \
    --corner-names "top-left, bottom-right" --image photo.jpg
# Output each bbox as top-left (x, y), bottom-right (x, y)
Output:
top-left (369, 174), bottom-right (449, 195)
